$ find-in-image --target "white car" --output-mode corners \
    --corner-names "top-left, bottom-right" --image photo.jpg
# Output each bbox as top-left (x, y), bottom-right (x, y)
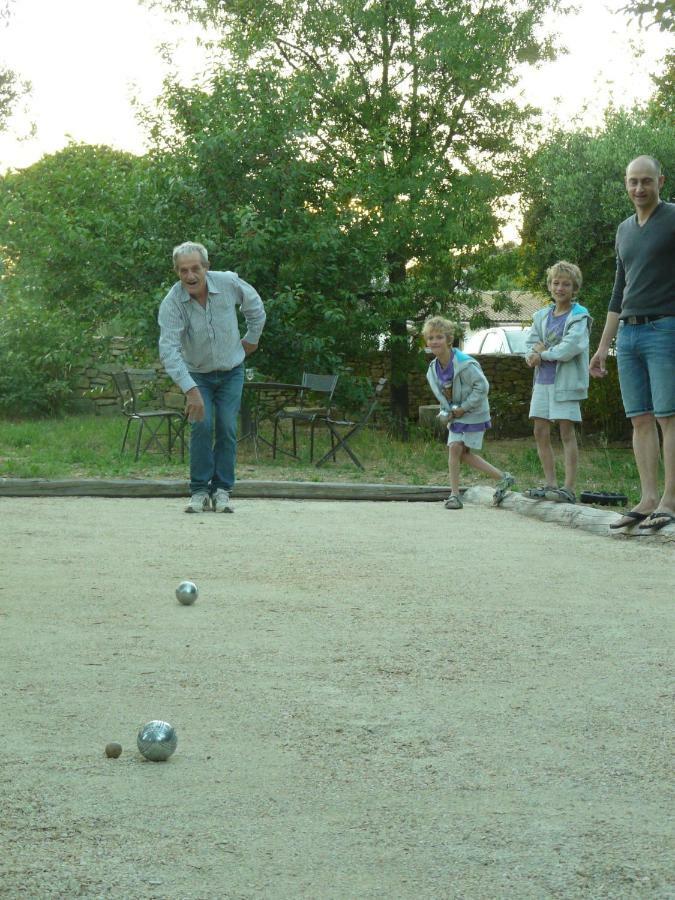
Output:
top-left (462, 325), bottom-right (529, 355)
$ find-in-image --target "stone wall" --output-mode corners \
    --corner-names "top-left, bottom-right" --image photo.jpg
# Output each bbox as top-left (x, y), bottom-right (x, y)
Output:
top-left (73, 340), bottom-right (629, 441)
top-left (71, 338), bottom-right (184, 416)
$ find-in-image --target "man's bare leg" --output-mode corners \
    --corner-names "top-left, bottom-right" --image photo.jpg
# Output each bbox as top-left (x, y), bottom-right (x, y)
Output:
top-left (631, 413), bottom-right (661, 513)
top-left (654, 415), bottom-right (675, 515)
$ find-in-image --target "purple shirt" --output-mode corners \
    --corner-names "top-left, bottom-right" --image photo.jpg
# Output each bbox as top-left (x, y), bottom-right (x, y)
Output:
top-left (435, 356), bottom-right (454, 388)
top-left (536, 309), bottom-right (570, 385)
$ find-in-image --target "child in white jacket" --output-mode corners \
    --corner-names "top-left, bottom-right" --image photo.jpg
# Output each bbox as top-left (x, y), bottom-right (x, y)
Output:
top-left (524, 261), bottom-right (592, 503)
top-left (424, 316), bottom-right (515, 509)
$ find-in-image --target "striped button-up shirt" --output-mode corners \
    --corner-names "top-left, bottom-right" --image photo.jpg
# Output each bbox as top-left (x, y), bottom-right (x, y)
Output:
top-left (158, 270), bottom-right (266, 393)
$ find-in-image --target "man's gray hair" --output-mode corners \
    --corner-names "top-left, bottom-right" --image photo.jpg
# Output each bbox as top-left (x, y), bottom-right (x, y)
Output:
top-left (173, 241), bottom-right (209, 267)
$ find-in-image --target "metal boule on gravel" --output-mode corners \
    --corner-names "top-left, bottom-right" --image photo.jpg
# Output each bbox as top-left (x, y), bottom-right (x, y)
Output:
top-left (175, 581), bottom-right (198, 605)
top-left (137, 721), bottom-right (178, 761)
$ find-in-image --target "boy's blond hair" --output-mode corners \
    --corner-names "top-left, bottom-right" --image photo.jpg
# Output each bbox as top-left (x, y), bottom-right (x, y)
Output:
top-left (546, 260), bottom-right (582, 294)
top-left (422, 316), bottom-right (455, 341)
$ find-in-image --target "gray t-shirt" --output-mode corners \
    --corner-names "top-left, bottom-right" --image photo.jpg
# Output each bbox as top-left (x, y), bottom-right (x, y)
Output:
top-left (609, 201), bottom-right (675, 319)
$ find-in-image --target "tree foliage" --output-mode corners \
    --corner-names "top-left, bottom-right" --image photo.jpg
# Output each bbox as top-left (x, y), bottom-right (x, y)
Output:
top-left (0, 0), bottom-right (30, 133)
top-left (518, 109), bottom-right (675, 329)
top-left (144, 0), bottom-right (564, 430)
top-left (619, 0), bottom-right (674, 32)
top-left (0, 143), bottom-right (189, 412)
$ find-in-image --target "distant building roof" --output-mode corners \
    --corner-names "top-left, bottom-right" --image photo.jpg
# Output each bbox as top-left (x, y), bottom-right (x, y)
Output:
top-left (456, 290), bottom-right (547, 326)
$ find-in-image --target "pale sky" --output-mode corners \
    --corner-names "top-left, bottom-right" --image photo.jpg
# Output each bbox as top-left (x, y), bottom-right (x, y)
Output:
top-left (0, 0), bottom-right (671, 173)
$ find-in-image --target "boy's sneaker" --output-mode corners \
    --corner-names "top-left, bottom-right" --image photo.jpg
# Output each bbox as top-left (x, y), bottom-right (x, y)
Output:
top-left (185, 492), bottom-right (211, 514)
top-left (493, 472), bottom-right (515, 506)
top-left (212, 489), bottom-right (234, 513)
top-left (544, 486), bottom-right (576, 503)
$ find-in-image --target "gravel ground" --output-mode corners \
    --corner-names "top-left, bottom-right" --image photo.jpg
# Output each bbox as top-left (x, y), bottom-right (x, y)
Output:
top-left (1, 496), bottom-right (673, 899)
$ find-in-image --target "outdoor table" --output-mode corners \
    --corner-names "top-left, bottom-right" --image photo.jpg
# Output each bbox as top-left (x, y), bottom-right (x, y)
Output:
top-left (239, 380), bottom-right (303, 460)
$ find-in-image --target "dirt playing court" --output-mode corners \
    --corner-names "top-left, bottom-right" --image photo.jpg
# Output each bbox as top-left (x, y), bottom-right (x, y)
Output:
top-left (1, 495), bottom-right (672, 899)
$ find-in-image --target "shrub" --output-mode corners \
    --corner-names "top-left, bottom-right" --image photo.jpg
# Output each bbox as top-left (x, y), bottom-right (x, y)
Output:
top-left (0, 300), bottom-right (91, 416)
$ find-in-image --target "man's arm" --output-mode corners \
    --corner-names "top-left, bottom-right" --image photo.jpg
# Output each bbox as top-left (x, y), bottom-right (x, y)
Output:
top-left (236, 276), bottom-right (266, 353)
top-left (589, 312), bottom-right (620, 378)
top-left (158, 295), bottom-right (197, 393)
top-left (158, 293), bottom-right (205, 421)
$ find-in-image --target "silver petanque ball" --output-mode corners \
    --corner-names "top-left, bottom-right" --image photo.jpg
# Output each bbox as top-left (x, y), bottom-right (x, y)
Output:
top-left (176, 581), bottom-right (198, 605)
top-left (137, 720), bottom-right (178, 761)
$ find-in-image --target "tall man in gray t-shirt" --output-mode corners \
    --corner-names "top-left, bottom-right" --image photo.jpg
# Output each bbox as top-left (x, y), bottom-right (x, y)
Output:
top-left (590, 156), bottom-right (675, 532)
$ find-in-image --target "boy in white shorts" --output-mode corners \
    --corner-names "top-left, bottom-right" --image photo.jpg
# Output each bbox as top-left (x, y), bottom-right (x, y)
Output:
top-left (423, 316), bottom-right (515, 509)
top-left (524, 261), bottom-right (592, 503)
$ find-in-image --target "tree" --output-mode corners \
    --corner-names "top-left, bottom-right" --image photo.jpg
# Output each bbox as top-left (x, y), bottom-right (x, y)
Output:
top-left (619, 0), bottom-right (674, 129)
top-left (0, 0), bottom-right (30, 134)
top-left (619, 1), bottom-right (674, 32)
top-left (0, 144), bottom-right (158, 324)
top-left (518, 109), bottom-right (675, 327)
top-left (145, 0), bottom-right (564, 432)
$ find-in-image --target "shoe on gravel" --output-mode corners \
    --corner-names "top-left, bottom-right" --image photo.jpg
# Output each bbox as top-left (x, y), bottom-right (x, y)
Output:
top-left (212, 489), bottom-right (234, 513)
top-left (185, 492), bottom-right (211, 513)
top-left (493, 472), bottom-right (515, 506)
top-left (444, 494), bottom-right (463, 509)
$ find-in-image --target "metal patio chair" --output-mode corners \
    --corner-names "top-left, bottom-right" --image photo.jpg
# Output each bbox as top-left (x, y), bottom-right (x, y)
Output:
top-left (314, 377), bottom-right (388, 470)
top-left (271, 372), bottom-right (339, 461)
top-left (111, 370), bottom-right (187, 461)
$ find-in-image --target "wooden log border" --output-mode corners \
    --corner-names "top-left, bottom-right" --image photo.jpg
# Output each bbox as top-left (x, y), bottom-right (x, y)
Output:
top-left (464, 485), bottom-right (675, 545)
top-left (0, 478), bottom-right (450, 502)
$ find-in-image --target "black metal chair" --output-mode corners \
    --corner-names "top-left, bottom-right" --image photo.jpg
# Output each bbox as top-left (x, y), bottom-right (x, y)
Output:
top-left (111, 370), bottom-right (187, 461)
top-left (272, 372), bottom-right (339, 461)
top-left (314, 378), bottom-right (387, 470)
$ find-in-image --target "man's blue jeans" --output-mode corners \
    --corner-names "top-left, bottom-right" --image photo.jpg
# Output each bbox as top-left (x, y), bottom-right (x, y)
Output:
top-left (616, 317), bottom-right (675, 417)
top-left (188, 365), bottom-right (244, 495)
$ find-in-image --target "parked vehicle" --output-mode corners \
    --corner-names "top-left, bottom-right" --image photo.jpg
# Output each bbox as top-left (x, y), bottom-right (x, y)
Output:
top-left (462, 326), bottom-right (529, 355)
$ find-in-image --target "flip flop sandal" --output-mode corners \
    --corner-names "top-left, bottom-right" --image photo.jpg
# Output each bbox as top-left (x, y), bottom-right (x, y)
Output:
top-left (580, 491), bottom-right (629, 507)
top-left (544, 487), bottom-right (576, 503)
top-left (523, 486), bottom-right (551, 500)
top-left (609, 510), bottom-right (650, 530)
top-left (638, 511), bottom-right (675, 532)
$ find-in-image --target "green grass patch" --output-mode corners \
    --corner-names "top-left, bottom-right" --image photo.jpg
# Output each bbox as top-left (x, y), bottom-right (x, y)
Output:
top-left (0, 413), bottom-right (646, 509)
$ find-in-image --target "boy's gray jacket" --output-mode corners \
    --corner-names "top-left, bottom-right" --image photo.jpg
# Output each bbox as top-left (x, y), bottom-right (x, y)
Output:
top-left (526, 303), bottom-right (592, 401)
top-left (426, 350), bottom-right (491, 424)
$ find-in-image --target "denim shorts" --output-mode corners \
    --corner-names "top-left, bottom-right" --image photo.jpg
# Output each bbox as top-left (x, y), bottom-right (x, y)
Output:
top-left (616, 316), bottom-right (675, 417)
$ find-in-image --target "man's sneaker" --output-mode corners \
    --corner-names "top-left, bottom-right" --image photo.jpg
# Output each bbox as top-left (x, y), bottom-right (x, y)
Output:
top-left (185, 492), bottom-right (211, 514)
top-left (544, 486), bottom-right (576, 503)
top-left (212, 489), bottom-right (234, 513)
top-left (493, 472), bottom-right (515, 506)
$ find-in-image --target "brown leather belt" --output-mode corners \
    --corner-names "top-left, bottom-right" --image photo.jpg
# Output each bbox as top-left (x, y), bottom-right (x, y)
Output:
top-left (622, 314), bottom-right (667, 325)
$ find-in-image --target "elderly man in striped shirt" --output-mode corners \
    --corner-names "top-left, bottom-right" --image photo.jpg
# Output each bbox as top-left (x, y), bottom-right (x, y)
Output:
top-left (159, 242), bottom-right (266, 513)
